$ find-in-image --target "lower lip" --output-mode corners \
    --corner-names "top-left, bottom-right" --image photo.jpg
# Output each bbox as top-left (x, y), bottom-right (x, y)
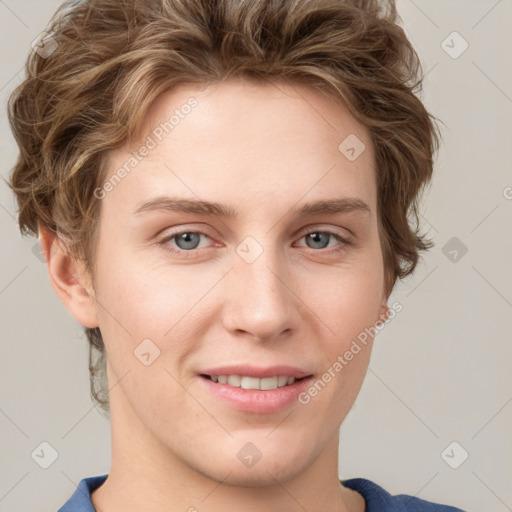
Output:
top-left (199, 375), bottom-right (313, 414)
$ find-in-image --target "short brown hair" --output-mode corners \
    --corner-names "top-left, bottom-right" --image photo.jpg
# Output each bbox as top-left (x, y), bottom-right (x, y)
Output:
top-left (7, 0), bottom-right (440, 413)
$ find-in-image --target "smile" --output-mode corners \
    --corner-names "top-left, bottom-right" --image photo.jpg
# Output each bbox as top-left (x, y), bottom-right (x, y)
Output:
top-left (203, 374), bottom-right (298, 390)
top-left (199, 372), bottom-right (313, 413)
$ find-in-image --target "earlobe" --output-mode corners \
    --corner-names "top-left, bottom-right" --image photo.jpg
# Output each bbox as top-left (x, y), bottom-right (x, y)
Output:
top-left (38, 223), bottom-right (99, 329)
top-left (376, 301), bottom-right (390, 325)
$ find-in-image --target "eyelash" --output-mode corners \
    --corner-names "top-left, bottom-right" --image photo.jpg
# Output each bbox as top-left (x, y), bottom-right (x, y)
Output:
top-left (156, 229), bottom-right (352, 256)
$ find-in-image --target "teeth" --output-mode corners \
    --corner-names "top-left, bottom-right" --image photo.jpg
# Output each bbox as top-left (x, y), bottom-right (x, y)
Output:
top-left (227, 375), bottom-right (241, 387)
top-left (278, 376), bottom-right (288, 387)
top-left (259, 377), bottom-right (278, 390)
top-left (208, 375), bottom-right (296, 390)
top-left (241, 376), bottom-right (261, 389)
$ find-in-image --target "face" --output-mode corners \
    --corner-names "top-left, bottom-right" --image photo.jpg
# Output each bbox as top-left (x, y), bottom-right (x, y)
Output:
top-left (82, 78), bottom-right (388, 485)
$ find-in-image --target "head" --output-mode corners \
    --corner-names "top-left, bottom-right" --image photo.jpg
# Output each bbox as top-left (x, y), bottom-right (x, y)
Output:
top-left (8, 0), bottom-right (439, 485)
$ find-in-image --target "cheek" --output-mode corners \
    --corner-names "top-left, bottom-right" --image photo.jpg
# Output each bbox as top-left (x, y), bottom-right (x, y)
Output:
top-left (92, 245), bottom-right (219, 365)
top-left (93, 251), bottom-right (206, 418)
top-left (309, 259), bottom-right (384, 342)
top-left (296, 265), bottom-right (381, 421)
top-left (299, 256), bottom-right (384, 408)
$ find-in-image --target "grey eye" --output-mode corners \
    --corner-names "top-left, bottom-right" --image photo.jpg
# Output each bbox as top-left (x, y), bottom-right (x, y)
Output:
top-left (305, 232), bottom-right (331, 249)
top-left (174, 232), bottom-right (202, 250)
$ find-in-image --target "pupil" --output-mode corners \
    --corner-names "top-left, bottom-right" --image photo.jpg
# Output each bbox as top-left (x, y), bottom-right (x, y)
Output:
top-left (176, 232), bottom-right (200, 250)
top-left (307, 232), bottom-right (329, 249)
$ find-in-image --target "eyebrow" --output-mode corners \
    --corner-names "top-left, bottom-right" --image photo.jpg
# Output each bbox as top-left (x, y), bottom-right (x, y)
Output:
top-left (133, 195), bottom-right (371, 218)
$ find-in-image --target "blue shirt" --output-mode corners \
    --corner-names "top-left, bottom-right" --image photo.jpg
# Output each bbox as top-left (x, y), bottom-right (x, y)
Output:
top-left (57, 474), bottom-right (468, 511)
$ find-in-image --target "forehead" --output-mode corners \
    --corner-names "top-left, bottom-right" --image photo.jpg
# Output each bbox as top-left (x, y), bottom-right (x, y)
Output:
top-left (102, 77), bottom-right (376, 216)
top-left (140, 77), bottom-right (372, 161)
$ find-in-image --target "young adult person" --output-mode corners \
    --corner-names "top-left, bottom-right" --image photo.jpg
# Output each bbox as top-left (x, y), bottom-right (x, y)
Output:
top-left (8, 0), bottom-right (466, 510)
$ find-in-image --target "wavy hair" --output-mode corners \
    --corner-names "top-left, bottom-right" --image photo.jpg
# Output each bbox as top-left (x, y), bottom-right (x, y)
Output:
top-left (7, 0), bottom-right (440, 412)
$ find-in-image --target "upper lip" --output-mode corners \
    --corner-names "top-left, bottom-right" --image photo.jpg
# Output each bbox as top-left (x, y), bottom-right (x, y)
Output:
top-left (200, 364), bottom-right (312, 379)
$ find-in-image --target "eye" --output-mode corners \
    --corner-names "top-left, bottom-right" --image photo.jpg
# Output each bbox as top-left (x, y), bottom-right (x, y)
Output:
top-left (173, 232), bottom-right (203, 250)
top-left (156, 228), bottom-right (352, 256)
top-left (159, 231), bottom-right (212, 253)
top-left (296, 231), bottom-right (351, 251)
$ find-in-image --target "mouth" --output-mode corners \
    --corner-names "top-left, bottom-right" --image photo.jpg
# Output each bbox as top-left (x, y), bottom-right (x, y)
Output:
top-left (197, 366), bottom-right (314, 413)
top-left (200, 374), bottom-right (309, 390)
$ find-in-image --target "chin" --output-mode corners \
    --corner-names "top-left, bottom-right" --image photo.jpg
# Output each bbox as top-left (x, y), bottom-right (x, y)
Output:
top-left (188, 442), bottom-right (314, 488)
top-left (208, 461), bottom-right (306, 488)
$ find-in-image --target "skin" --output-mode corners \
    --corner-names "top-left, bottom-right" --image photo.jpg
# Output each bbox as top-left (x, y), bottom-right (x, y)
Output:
top-left (41, 77), bottom-right (390, 512)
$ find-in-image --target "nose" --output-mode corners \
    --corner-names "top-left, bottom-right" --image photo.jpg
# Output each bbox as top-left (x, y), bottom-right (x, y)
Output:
top-left (221, 242), bottom-right (299, 342)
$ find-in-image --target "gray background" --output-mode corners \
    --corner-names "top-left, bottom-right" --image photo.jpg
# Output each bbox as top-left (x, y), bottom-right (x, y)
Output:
top-left (1, 1), bottom-right (511, 511)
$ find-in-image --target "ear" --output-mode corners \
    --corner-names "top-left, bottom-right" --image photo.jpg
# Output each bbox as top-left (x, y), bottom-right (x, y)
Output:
top-left (38, 222), bottom-right (99, 328)
top-left (376, 301), bottom-right (390, 325)
top-left (375, 287), bottom-right (390, 326)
